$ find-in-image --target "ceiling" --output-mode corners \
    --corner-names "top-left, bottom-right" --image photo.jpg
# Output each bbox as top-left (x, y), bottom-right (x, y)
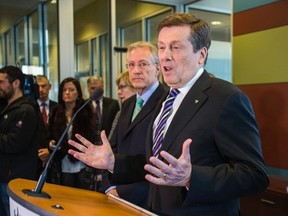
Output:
top-left (0, 0), bottom-right (274, 36)
top-left (0, 0), bottom-right (39, 34)
top-left (0, 0), bottom-right (215, 35)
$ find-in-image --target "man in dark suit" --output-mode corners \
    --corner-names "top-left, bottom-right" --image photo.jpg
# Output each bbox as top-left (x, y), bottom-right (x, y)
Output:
top-left (86, 76), bottom-right (120, 190)
top-left (87, 76), bottom-right (120, 136)
top-left (68, 13), bottom-right (269, 216)
top-left (36, 75), bottom-right (57, 173)
top-left (104, 41), bottom-right (166, 207)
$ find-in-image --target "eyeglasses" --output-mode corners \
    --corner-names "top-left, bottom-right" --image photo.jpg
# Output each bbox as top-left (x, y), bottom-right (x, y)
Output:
top-left (118, 84), bottom-right (128, 90)
top-left (125, 61), bottom-right (151, 70)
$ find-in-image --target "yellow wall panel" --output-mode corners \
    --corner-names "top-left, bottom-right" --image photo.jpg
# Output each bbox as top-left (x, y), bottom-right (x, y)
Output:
top-left (233, 26), bottom-right (288, 84)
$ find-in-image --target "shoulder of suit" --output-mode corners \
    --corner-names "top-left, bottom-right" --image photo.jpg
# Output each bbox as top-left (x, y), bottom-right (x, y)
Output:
top-left (103, 97), bottom-right (118, 103)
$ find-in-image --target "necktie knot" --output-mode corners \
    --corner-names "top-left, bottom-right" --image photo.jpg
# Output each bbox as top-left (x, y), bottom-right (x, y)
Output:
top-left (136, 97), bottom-right (144, 106)
top-left (169, 88), bottom-right (180, 98)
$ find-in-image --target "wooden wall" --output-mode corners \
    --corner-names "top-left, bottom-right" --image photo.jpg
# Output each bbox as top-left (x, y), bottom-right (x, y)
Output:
top-left (238, 83), bottom-right (288, 169)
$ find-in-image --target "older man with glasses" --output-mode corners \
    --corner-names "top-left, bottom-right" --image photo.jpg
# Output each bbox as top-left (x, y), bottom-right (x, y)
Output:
top-left (101, 41), bottom-right (167, 208)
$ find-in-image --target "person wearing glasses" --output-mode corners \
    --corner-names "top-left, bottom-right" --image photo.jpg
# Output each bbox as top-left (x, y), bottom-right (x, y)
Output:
top-left (116, 71), bottom-right (136, 103)
top-left (108, 71), bottom-right (136, 140)
top-left (102, 41), bottom-right (167, 208)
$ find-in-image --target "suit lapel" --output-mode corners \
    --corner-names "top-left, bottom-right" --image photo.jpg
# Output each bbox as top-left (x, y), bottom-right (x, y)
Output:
top-left (154, 71), bottom-right (212, 156)
top-left (125, 84), bottom-right (166, 136)
top-left (121, 96), bottom-right (136, 134)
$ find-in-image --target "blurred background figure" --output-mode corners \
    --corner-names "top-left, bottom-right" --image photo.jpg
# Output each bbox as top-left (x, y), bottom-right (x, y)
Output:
top-left (47, 77), bottom-right (99, 190)
top-left (36, 75), bottom-right (58, 176)
top-left (87, 76), bottom-right (120, 136)
top-left (108, 71), bottom-right (136, 140)
top-left (86, 76), bottom-right (120, 191)
top-left (116, 71), bottom-right (136, 103)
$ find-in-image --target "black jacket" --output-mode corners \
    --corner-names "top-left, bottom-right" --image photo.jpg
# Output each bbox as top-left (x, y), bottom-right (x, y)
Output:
top-left (0, 96), bottom-right (47, 182)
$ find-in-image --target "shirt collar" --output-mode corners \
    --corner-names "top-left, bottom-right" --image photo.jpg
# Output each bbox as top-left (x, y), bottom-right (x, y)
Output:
top-left (136, 81), bottom-right (159, 106)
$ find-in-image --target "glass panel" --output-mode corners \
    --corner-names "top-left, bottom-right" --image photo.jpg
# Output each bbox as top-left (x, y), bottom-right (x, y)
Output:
top-left (15, 21), bottom-right (26, 66)
top-left (76, 41), bottom-right (90, 75)
top-left (29, 11), bottom-right (40, 66)
top-left (120, 21), bottom-right (142, 47)
top-left (74, 0), bottom-right (110, 96)
top-left (146, 10), bottom-right (173, 46)
top-left (187, 3), bottom-right (232, 82)
top-left (100, 34), bottom-right (110, 95)
top-left (5, 30), bottom-right (14, 65)
top-left (92, 37), bottom-right (99, 76)
top-left (43, 1), bottom-right (59, 101)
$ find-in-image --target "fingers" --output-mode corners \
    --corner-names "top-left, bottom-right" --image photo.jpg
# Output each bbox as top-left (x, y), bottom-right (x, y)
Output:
top-left (145, 138), bottom-right (193, 187)
top-left (100, 130), bottom-right (110, 147)
top-left (74, 133), bottom-right (93, 147)
top-left (144, 161), bottom-right (166, 178)
top-left (181, 138), bottom-right (192, 161)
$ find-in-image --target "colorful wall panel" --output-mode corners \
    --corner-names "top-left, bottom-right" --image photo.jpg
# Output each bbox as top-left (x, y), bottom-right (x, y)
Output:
top-left (233, 1), bottom-right (288, 171)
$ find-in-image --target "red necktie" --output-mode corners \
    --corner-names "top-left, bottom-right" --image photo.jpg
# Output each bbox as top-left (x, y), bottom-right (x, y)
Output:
top-left (41, 103), bottom-right (47, 126)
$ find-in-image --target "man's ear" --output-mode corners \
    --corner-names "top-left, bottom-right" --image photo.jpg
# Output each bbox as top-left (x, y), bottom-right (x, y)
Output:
top-left (155, 64), bottom-right (161, 77)
top-left (13, 79), bottom-right (20, 88)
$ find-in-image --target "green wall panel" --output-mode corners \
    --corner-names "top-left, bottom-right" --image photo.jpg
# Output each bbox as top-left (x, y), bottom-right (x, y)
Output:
top-left (233, 25), bottom-right (288, 84)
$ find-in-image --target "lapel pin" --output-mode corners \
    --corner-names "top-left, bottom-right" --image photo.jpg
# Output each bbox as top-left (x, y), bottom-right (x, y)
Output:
top-left (195, 100), bottom-right (199, 104)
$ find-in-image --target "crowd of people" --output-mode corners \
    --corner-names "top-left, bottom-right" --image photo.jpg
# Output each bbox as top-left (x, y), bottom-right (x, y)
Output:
top-left (0, 13), bottom-right (268, 216)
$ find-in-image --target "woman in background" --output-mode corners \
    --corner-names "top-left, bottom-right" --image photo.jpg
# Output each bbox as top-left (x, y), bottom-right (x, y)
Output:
top-left (108, 71), bottom-right (136, 140)
top-left (48, 77), bottom-right (98, 190)
top-left (116, 71), bottom-right (136, 103)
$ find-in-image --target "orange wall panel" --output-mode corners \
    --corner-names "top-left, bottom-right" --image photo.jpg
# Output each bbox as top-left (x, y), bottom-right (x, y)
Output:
top-left (233, 1), bottom-right (288, 36)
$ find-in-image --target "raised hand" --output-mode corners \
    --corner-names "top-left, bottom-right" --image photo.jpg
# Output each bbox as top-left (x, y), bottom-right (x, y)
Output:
top-left (68, 131), bottom-right (115, 171)
top-left (144, 139), bottom-right (192, 187)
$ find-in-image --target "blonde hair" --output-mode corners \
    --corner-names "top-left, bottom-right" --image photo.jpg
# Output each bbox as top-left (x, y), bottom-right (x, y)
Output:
top-left (116, 71), bottom-right (130, 86)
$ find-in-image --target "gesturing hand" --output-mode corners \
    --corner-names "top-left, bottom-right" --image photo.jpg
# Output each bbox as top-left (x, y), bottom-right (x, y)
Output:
top-left (68, 131), bottom-right (115, 171)
top-left (144, 139), bottom-right (192, 187)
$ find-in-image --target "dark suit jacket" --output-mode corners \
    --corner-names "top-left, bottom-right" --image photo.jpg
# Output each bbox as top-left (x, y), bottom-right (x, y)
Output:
top-left (101, 97), bottom-right (120, 136)
top-left (106, 83), bottom-right (167, 207)
top-left (48, 99), bottom-right (58, 112)
top-left (112, 71), bottom-right (268, 216)
top-left (37, 99), bottom-right (57, 177)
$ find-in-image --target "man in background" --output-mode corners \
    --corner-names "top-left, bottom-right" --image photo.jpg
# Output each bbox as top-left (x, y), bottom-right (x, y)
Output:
top-left (87, 76), bottom-right (120, 191)
top-left (0, 66), bottom-right (47, 215)
top-left (87, 76), bottom-right (120, 137)
top-left (104, 41), bottom-right (167, 208)
top-left (36, 75), bottom-right (57, 174)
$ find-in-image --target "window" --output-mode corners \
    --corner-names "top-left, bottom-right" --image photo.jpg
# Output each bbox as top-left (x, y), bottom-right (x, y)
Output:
top-left (29, 11), bottom-right (41, 66)
top-left (15, 20), bottom-right (26, 66)
top-left (186, 1), bottom-right (232, 82)
top-left (5, 30), bottom-right (14, 65)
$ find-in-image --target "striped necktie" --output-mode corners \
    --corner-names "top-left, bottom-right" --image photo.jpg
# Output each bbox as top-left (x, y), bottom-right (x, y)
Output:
top-left (131, 97), bottom-right (144, 121)
top-left (152, 89), bottom-right (180, 157)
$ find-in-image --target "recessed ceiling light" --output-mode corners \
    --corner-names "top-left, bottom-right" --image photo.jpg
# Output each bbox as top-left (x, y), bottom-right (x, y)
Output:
top-left (211, 21), bottom-right (222, 25)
